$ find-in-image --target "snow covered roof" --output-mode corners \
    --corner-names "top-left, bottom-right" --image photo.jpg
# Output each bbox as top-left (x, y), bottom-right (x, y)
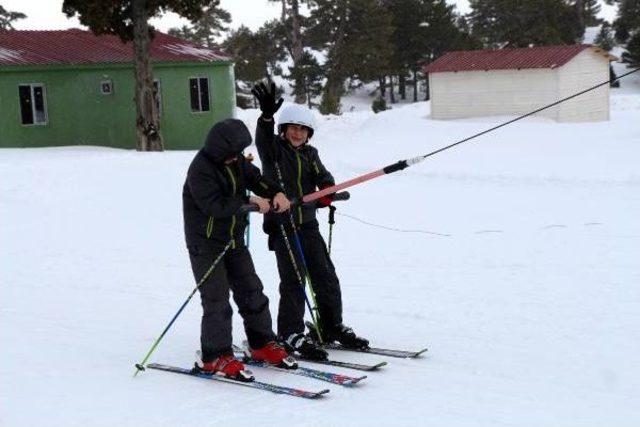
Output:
top-left (423, 44), bottom-right (616, 73)
top-left (0, 29), bottom-right (231, 67)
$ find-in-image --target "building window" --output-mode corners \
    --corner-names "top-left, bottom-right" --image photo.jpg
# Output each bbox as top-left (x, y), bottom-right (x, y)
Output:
top-left (154, 79), bottom-right (162, 116)
top-left (18, 84), bottom-right (48, 125)
top-left (189, 77), bottom-right (210, 112)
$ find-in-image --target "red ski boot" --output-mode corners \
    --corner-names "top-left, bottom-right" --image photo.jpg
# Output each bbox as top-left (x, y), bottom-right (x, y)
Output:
top-left (199, 354), bottom-right (254, 382)
top-left (250, 341), bottom-right (298, 369)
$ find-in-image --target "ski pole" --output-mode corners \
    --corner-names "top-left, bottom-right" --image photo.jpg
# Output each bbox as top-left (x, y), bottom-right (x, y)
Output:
top-left (244, 151), bottom-right (252, 248)
top-left (272, 160), bottom-right (325, 342)
top-left (133, 239), bottom-right (233, 376)
top-left (302, 66), bottom-right (640, 203)
top-left (276, 219), bottom-right (322, 340)
top-left (287, 194), bottom-right (353, 335)
top-left (327, 205), bottom-right (336, 256)
top-left (245, 190), bottom-right (251, 247)
top-left (238, 192), bottom-right (350, 340)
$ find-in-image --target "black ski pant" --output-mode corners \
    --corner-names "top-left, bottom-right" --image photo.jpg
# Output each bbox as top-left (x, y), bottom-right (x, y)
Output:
top-left (189, 245), bottom-right (276, 362)
top-left (271, 221), bottom-right (343, 338)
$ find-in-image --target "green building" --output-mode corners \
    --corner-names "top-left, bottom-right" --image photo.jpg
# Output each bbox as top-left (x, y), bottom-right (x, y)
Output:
top-left (0, 29), bottom-right (236, 149)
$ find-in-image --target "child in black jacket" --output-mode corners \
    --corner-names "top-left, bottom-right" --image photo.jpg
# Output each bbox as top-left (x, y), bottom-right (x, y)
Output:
top-left (252, 82), bottom-right (369, 361)
top-left (183, 118), bottom-right (295, 378)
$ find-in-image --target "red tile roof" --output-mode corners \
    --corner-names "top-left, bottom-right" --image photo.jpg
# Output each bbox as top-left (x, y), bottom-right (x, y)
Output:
top-left (0, 29), bottom-right (231, 66)
top-left (423, 44), bottom-right (614, 73)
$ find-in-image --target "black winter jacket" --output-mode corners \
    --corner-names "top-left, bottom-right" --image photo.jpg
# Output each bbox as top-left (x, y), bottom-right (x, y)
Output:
top-left (255, 117), bottom-right (334, 234)
top-left (183, 119), bottom-right (282, 251)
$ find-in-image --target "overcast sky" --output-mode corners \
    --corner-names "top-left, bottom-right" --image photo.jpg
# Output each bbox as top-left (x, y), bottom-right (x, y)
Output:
top-left (2, 0), bottom-right (615, 33)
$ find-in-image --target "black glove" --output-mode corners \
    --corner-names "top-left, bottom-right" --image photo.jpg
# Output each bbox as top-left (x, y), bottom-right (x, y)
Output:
top-left (251, 80), bottom-right (284, 119)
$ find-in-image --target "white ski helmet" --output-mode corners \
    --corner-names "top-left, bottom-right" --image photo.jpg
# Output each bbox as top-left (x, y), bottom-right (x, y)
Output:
top-left (277, 104), bottom-right (316, 139)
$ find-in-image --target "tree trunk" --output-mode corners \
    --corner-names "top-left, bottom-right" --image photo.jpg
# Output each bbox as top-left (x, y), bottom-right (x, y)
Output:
top-left (389, 75), bottom-right (396, 104)
top-left (280, 0), bottom-right (287, 22)
top-left (290, 0), bottom-right (306, 105)
top-left (319, 6), bottom-right (348, 115)
top-left (399, 73), bottom-right (406, 100)
top-left (306, 78), bottom-right (313, 109)
top-left (424, 72), bottom-right (430, 101)
top-left (379, 76), bottom-right (386, 97)
top-left (575, 0), bottom-right (585, 33)
top-left (320, 74), bottom-right (344, 114)
top-left (132, 0), bottom-right (163, 151)
top-left (412, 69), bottom-right (418, 102)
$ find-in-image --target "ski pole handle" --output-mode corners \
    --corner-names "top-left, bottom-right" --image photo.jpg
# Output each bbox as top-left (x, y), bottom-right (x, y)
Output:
top-left (331, 191), bottom-right (351, 202)
top-left (291, 190), bottom-right (350, 207)
top-left (239, 191), bottom-right (350, 213)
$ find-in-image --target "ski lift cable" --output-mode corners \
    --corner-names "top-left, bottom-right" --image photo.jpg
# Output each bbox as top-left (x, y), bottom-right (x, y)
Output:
top-left (302, 66), bottom-right (640, 204)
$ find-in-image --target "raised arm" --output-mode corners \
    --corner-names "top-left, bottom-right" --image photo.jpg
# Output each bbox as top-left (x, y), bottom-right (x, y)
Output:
top-left (252, 80), bottom-right (283, 166)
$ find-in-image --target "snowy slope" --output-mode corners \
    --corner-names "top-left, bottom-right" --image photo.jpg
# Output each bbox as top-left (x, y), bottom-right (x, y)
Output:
top-left (2, 87), bottom-right (640, 426)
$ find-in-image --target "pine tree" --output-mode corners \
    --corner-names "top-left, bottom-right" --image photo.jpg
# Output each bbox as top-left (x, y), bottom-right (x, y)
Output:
top-left (0, 5), bottom-right (26, 30)
top-left (595, 22), bottom-right (616, 51)
top-left (606, 0), bottom-right (640, 71)
top-left (383, 0), bottom-right (423, 102)
top-left (222, 26), bottom-right (259, 108)
top-left (307, 0), bottom-right (394, 114)
top-left (621, 32), bottom-right (640, 67)
top-left (269, 0), bottom-right (310, 104)
top-left (63, 0), bottom-right (214, 151)
top-left (581, 0), bottom-right (602, 27)
top-left (255, 20), bottom-right (289, 77)
top-left (573, 0), bottom-right (602, 32)
top-left (287, 51), bottom-right (324, 108)
top-left (222, 21), bottom-right (287, 107)
top-left (595, 21), bottom-right (620, 88)
top-left (384, 0), bottom-right (479, 103)
top-left (468, 0), bottom-right (583, 48)
top-left (168, 25), bottom-right (198, 43)
top-left (606, 0), bottom-right (640, 43)
top-left (418, 2), bottom-right (480, 84)
top-left (288, 0), bottom-right (306, 104)
top-left (168, 4), bottom-right (231, 48)
top-left (191, 3), bottom-right (231, 48)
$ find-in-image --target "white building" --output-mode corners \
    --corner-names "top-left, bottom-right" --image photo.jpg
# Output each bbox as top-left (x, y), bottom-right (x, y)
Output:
top-left (423, 45), bottom-right (617, 122)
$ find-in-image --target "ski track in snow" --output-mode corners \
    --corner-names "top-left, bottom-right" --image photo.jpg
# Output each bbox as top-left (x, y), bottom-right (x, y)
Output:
top-left (2, 90), bottom-right (640, 426)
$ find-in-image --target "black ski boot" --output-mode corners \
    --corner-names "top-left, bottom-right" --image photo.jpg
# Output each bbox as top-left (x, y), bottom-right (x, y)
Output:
top-left (281, 332), bottom-right (328, 361)
top-left (309, 323), bottom-right (370, 350)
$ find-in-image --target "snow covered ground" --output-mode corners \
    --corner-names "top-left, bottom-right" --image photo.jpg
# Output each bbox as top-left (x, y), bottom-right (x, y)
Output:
top-left (2, 71), bottom-right (640, 426)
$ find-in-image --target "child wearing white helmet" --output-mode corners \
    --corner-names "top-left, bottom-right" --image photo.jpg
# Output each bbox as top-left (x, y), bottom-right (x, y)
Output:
top-left (251, 81), bottom-right (369, 361)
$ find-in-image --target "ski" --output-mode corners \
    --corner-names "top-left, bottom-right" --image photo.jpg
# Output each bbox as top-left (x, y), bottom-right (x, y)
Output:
top-left (304, 321), bottom-right (427, 358)
top-left (236, 356), bottom-right (366, 386)
top-left (323, 342), bottom-right (428, 359)
top-left (232, 344), bottom-right (368, 384)
top-left (238, 340), bottom-right (385, 372)
top-left (304, 321), bottom-right (428, 359)
top-left (146, 363), bottom-right (329, 399)
top-left (293, 355), bottom-right (387, 372)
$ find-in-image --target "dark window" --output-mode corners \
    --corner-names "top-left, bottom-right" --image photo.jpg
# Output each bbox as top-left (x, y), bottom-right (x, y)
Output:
top-left (189, 78), bottom-right (200, 111)
top-left (19, 85), bottom-right (33, 125)
top-left (33, 86), bottom-right (46, 123)
top-left (189, 77), bottom-right (210, 112)
top-left (199, 78), bottom-right (210, 111)
top-left (18, 84), bottom-right (47, 125)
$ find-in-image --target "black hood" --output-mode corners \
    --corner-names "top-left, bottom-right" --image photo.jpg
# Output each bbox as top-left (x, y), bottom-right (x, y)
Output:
top-left (203, 119), bottom-right (252, 162)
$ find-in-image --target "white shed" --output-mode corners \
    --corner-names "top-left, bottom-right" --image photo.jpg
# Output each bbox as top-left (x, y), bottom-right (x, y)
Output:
top-left (423, 44), bottom-right (617, 122)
